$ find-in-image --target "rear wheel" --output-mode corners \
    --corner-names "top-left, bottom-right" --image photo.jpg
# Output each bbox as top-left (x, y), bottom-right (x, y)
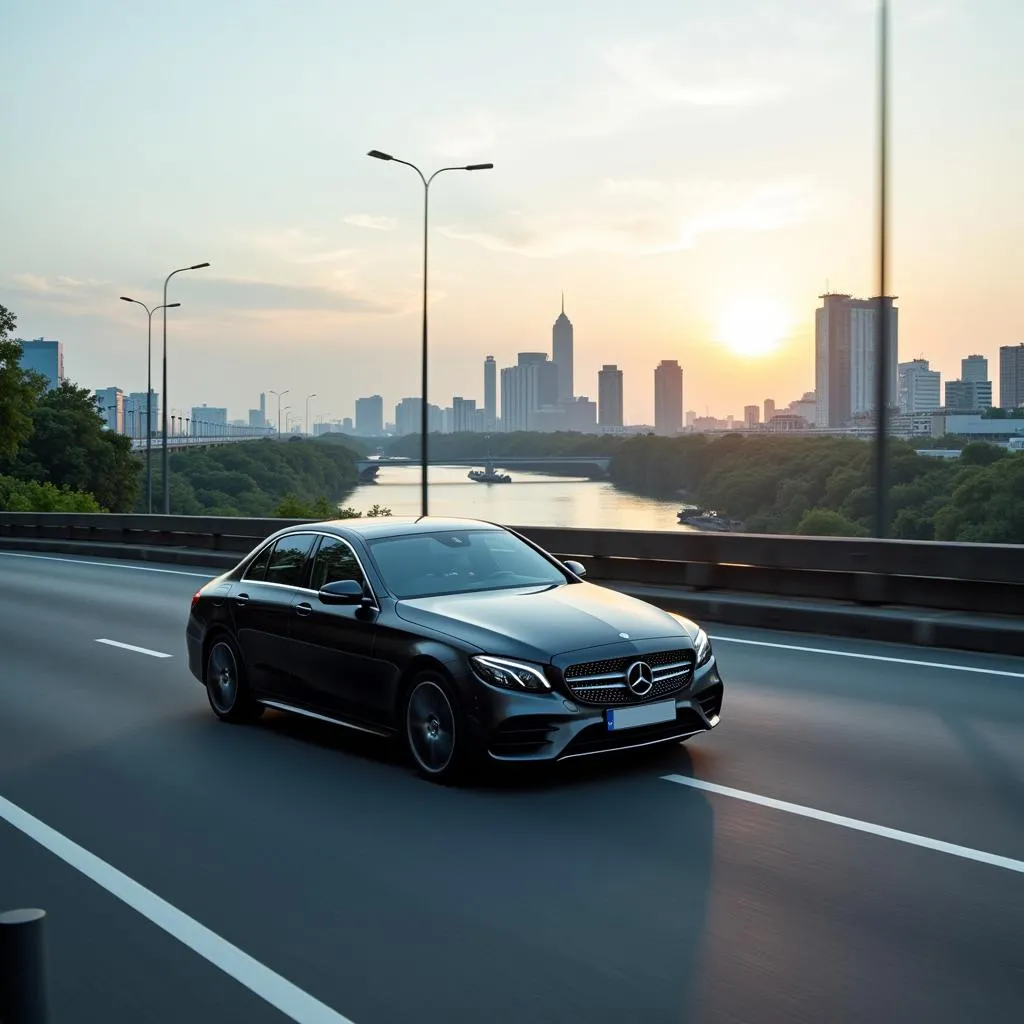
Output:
top-left (205, 636), bottom-right (263, 724)
top-left (404, 673), bottom-right (472, 783)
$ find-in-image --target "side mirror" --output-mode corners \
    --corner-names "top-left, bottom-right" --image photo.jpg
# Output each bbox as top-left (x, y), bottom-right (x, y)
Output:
top-left (318, 579), bottom-right (366, 605)
top-left (563, 559), bottom-right (587, 579)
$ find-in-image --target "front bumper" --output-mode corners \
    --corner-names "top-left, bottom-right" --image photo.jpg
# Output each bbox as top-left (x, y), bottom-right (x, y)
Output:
top-left (469, 657), bottom-right (724, 763)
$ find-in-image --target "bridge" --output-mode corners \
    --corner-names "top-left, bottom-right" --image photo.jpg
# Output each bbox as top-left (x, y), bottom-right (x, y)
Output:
top-left (129, 433), bottom-right (273, 451)
top-left (0, 512), bottom-right (1022, 1024)
top-left (355, 455), bottom-right (612, 481)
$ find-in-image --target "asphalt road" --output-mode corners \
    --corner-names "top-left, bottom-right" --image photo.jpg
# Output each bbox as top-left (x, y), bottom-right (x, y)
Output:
top-left (1, 550), bottom-right (1023, 1024)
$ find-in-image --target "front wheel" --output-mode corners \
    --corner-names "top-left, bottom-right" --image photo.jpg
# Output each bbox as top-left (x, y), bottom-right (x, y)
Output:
top-left (404, 674), bottom-right (472, 783)
top-left (205, 636), bottom-right (263, 724)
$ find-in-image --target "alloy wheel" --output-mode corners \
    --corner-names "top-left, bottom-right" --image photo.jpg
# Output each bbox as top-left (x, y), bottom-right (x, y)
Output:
top-left (406, 680), bottom-right (456, 775)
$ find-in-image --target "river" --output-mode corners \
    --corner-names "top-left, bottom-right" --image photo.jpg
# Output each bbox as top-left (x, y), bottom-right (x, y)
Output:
top-left (349, 465), bottom-right (689, 531)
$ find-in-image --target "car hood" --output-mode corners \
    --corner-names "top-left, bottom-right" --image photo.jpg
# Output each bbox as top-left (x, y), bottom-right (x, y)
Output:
top-left (395, 581), bottom-right (693, 662)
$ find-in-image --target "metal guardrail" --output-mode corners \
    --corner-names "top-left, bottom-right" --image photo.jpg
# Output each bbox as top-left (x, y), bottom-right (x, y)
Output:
top-left (1, 513), bottom-right (1022, 615)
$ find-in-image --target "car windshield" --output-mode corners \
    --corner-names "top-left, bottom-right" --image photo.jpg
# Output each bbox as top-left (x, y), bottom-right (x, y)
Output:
top-left (368, 529), bottom-right (567, 599)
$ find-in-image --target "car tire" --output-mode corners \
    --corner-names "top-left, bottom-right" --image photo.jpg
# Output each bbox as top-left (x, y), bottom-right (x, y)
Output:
top-left (205, 635), bottom-right (264, 724)
top-left (403, 672), bottom-right (473, 784)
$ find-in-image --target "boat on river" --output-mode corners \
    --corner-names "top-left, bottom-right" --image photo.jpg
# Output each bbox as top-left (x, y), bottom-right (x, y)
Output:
top-left (469, 460), bottom-right (512, 484)
top-left (677, 506), bottom-right (740, 531)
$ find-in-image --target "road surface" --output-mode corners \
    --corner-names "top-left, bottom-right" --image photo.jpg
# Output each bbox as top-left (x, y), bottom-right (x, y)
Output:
top-left (1, 550), bottom-right (1022, 1023)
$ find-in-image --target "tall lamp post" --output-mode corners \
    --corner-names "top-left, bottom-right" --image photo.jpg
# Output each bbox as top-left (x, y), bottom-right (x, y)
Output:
top-left (367, 149), bottom-right (493, 516)
top-left (270, 389), bottom-right (289, 436)
top-left (120, 296), bottom-right (181, 514)
top-left (306, 393), bottom-right (317, 436)
top-left (162, 262), bottom-right (210, 513)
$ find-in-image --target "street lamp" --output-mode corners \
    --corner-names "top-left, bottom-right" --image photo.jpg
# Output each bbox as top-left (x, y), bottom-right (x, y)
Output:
top-left (270, 389), bottom-right (289, 436)
top-left (120, 297), bottom-right (180, 513)
top-left (306, 393), bottom-right (317, 436)
top-left (368, 148), bottom-right (493, 516)
top-left (161, 262), bottom-right (210, 513)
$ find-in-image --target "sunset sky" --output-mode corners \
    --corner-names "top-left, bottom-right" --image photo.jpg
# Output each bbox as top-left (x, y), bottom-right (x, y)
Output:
top-left (2, 0), bottom-right (1021, 426)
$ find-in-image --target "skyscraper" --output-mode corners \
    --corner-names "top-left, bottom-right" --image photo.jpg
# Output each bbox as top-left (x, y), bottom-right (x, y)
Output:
top-left (1000, 344), bottom-right (1024, 409)
top-left (94, 387), bottom-right (124, 432)
top-left (897, 359), bottom-right (941, 413)
top-left (452, 397), bottom-right (484, 433)
top-left (815, 293), bottom-right (898, 427)
top-left (483, 355), bottom-right (497, 429)
top-left (764, 398), bottom-right (776, 423)
top-left (962, 355), bottom-right (988, 383)
top-left (597, 364), bottom-right (624, 427)
top-left (945, 379), bottom-right (992, 411)
top-left (355, 394), bottom-right (384, 435)
top-left (499, 352), bottom-right (558, 432)
top-left (744, 405), bottom-right (760, 428)
top-left (395, 397), bottom-right (422, 436)
top-left (18, 338), bottom-right (64, 391)
top-left (552, 295), bottom-right (574, 404)
top-left (127, 390), bottom-right (159, 436)
top-left (654, 360), bottom-right (683, 436)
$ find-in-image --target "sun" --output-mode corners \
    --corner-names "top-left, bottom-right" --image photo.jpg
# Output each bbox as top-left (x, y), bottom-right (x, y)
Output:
top-left (717, 298), bottom-right (789, 357)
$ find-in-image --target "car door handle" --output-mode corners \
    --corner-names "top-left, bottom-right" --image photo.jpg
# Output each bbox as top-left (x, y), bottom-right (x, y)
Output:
top-left (295, 602), bottom-right (313, 617)
top-left (234, 593), bottom-right (249, 607)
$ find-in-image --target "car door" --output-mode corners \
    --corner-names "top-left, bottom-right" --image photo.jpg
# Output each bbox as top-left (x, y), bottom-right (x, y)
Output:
top-left (288, 534), bottom-right (387, 725)
top-left (231, 532), bottom-right (316, 699)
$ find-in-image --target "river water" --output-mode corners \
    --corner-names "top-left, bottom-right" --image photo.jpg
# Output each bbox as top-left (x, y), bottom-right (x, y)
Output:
top-left (349, 465), bottom-right (689, 532)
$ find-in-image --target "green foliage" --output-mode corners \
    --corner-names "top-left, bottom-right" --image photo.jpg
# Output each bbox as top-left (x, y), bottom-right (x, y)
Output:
top-left (273, 495), bottom-right (393, 519)
top-left (0, 306), bottom-right (46, 459)
top-left (0, 381), bottom-right (140, 511)
top-left (160, 438), bottom-right (360, 516)
top-left (0, 473), bottom-right (103, 512)
top-left (383, 431), bottom-right (624, 461)
top-left (609, 434), bottom-right (1024, 542)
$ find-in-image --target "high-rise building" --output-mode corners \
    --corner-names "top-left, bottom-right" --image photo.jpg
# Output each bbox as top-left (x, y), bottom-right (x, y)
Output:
top-left (395, 397), bottom-right (421, 436)
top-left (499, 352), bottom-right (558, 432)
top-left (999, 344), bottom-right (1024, 409)
top-left (126, 390), bottom-right (159, 436)
top-left (744, 405), bottom-right (760, 428)
top-left (191, 406), bottom-right (228, 434)
top-left (898, 359), bottom-right (941, 414)
top-left (552, 296), bottom-right (574, 403)
top-left (483, 356), bottom-right (497, 429)
top-left (452, 397), bottom-right (485, 433)
top-left (654, 360), bottom-right (683, 436)
top-left (815, 293), bottom-right (899, 427)
top-left (18, 338), bottom-right (64, 391)
top-left (94, 387), bottom-right (124, 432)
top-left (962, 355), bottom-right (988, 383)
top-left (685, 410), bottom-right (696, 428)
top-left (764, 398), bottom-right (776, 423)
top-left (598, 364), bottom-right (624, 427)
top-left (355, 394), bottom-right (384, 435)
top-left (945, 379), bottom-right (993, 412)
top-left (562, 396), bottom-right (598, 433)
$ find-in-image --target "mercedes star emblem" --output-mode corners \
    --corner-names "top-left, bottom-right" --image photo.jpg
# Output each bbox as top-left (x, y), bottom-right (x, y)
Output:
top-left (619, 632), bottom-right (630, 639)
top-left (625, 660), bottom-right (655, 697)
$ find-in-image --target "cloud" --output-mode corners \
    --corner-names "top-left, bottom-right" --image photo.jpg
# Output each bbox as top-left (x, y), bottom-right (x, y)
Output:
top-left (343, 214), bottom-right (398, 232)
top-left (248, 228), bottom-right (355, 265)
top-left (11, 273), bottom-right (110, 297)
top-left (440, 177), bottom-right (830, 259)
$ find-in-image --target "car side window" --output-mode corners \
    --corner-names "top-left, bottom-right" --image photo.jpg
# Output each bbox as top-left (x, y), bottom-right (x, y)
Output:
top-left (309, 536), bottom-right (366, 591)
top-left (242, 543), bottom-right (272, 581)
top-left (264, 534), bottom-right (316, 588)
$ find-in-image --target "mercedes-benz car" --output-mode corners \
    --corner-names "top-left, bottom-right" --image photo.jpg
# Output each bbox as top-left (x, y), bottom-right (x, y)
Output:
top-left (186, 517), bottom-right (724, 782)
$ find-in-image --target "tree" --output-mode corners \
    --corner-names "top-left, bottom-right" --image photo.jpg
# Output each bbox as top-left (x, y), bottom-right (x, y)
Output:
top-left (0, 304), bottom-right (46, 459)
top-left (0, 382), bottom-right (140, 511)
top-left (0, 474), bottom-right (103, 512)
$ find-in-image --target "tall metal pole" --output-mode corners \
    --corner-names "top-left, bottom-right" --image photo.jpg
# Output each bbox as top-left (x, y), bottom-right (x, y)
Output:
top-left (162, 262), bottom-right (209, 513)
top-left (367, 150), bottom-right (492, 517)
top-left (306, 393), bottom-right (317, 436)
top-left (873, 0), bottom-right (891, 538)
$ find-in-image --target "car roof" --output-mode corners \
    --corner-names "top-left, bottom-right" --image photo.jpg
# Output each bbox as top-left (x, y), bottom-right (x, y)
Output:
top-left (281, 516), bottom-right (506, 540)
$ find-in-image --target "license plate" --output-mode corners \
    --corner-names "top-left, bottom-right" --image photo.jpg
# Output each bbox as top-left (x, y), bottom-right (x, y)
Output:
top-left (606, 700), bottom-right (676, 731)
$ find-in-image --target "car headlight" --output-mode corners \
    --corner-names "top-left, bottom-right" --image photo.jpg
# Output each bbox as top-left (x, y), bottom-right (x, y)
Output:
top-left (470, 655), bottom-right (551, 692)
top-left (694, 628), bottom-right (712, 667)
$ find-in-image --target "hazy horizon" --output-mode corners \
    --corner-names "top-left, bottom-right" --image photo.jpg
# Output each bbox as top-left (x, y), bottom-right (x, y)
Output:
top-left (2, 0), bottom-right (1021, 424)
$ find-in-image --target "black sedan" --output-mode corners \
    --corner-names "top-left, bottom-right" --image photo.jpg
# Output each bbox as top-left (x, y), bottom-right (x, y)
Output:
top-left (186, 517), bottom-right (724, 782)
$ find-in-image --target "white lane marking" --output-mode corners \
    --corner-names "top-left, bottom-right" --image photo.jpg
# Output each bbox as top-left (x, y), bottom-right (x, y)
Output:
top-left (96, 639), bottom-right (173, 659)
top-left (0, 551), bottom-right (212, 578)
top-left (710, 635), bottom-right (1024, 680)
top-left (662, 774), bottom-right (1024, 875)
top-left (0, 793), bottom-right (358, 1024)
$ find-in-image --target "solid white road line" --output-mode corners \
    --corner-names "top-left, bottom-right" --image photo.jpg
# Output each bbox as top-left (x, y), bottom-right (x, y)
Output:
top-left (0, 793), bottom-right (358, 1024)
top-left (96, 639), bottom-right (173, 659)
top-left (710, 634), bottom-right (1024, 680)
top-left (0, 551), bottom-right (211, 578)
top-left (662, 774), bottom-right (1024, 875)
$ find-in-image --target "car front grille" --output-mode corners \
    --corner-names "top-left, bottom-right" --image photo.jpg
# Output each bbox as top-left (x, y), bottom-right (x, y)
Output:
top-left (489, 716), bottom-right (558, 758)
top-left (563, 648), bottom-right (694, 705)
top-left (696, 682), bottom-right (723, 721)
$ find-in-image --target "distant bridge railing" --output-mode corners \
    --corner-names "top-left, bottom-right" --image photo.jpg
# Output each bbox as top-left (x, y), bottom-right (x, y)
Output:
top-left (1, 513), bottom-right (1021, 624)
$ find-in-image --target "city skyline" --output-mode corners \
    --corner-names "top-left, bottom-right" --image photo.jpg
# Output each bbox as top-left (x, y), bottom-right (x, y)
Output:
top-left (4, 2), bottom-right (1023, 423)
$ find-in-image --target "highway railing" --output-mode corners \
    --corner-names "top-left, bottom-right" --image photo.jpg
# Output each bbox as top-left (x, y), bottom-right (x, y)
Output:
top-left (1, 513), bottom-right (1021, 652)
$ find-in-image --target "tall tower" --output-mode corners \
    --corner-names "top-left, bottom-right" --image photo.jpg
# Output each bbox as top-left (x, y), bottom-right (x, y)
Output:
top-left (552, 294), bottom-right (574, 403)
top-left (598, 364), bottom-right (624, 427)
top-left (483, 355), bottom-right (497, 429)
top-left (654, 360), bottom-right (683, 436)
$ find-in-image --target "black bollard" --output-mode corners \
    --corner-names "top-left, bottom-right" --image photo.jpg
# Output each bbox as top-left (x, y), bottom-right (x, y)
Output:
top-left (0, 908), bottom-right (49, 1024)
